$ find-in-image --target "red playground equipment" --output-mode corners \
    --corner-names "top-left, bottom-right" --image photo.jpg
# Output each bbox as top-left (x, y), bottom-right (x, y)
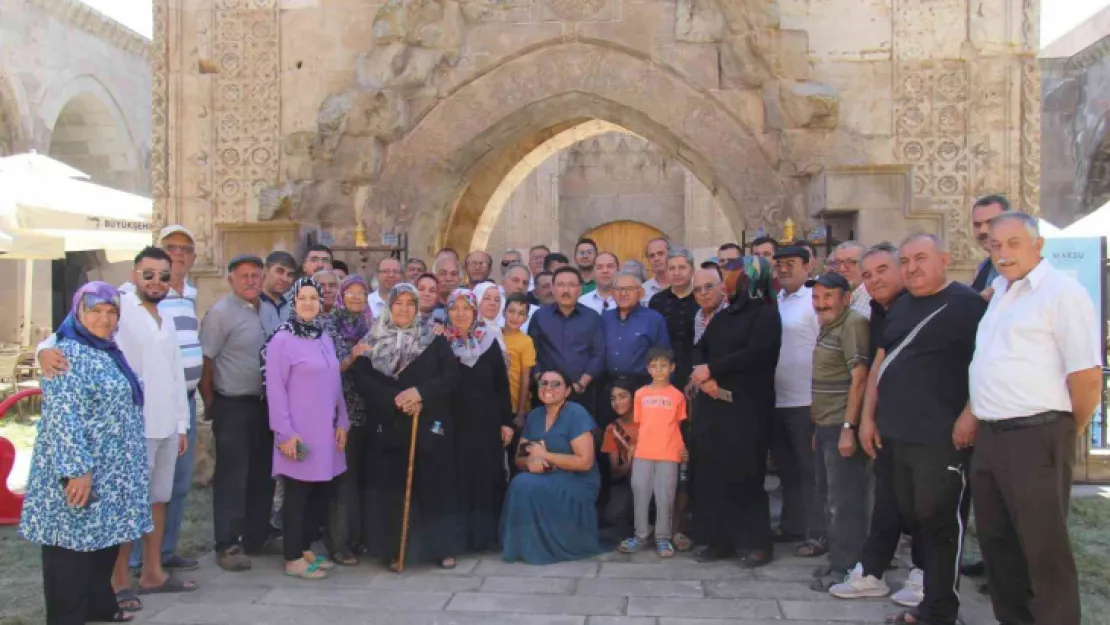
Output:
top-left (0, 388), bottom-right (39, 525)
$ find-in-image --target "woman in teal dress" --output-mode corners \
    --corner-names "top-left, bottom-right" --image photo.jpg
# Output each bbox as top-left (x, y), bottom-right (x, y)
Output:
top-left (20, 281), bottom-right (152, 624)
top-left (501, 369), bottom-right (601, 565)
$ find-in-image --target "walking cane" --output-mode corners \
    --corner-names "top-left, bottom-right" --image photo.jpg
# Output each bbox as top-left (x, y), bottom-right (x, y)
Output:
top-left (395, 405), bottom-right (421, 573)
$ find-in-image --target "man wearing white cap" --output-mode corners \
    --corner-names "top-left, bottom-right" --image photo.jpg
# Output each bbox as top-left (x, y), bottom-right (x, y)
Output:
top-left (38, 225), bottom-right (204, 575)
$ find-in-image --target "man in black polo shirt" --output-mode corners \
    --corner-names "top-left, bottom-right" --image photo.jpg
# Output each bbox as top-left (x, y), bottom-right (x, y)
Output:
top-left (857, 234), bottom-right (986, 625)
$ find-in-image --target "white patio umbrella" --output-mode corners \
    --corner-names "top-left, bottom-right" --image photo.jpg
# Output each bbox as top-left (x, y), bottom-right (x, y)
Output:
top-left (1062, 199), bottom-right (1110, 238)
top-left (0, 150), bottom-right (91, 180)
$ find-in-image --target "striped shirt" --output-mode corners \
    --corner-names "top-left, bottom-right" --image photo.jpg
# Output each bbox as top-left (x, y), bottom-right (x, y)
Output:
top-left (120, 280), bottom-right (203, 392)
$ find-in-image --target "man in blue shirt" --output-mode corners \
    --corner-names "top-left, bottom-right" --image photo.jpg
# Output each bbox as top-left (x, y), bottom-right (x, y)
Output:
top-left (602, 271), bottom-right (670, 396)
top-left (528, 266), bottom-right (605, 416)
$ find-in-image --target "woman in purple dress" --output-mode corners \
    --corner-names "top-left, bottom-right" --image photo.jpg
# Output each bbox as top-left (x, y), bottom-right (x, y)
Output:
top-left (262, 277), bottom-right (349, 579)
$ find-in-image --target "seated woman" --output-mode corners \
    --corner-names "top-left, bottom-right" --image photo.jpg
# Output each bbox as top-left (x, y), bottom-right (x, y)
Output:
top-left (20, 282), bottom-right (152, 624)
top-left (501, 369), bottom-right (602, 565)
top-left (353, 284), bottom-right (462, 569)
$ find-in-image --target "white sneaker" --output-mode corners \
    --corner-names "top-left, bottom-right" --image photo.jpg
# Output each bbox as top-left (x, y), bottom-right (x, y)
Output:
top-left (891, 567), bottom-right (924, 607)
top-left (829, 563), bottom-right (891, 599)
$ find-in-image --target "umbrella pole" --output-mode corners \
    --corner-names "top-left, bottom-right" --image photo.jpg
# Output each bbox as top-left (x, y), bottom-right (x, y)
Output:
top-left (395, 408), bottom-right (421, 574)
top-left (21, 261), bottom-right (33, 348)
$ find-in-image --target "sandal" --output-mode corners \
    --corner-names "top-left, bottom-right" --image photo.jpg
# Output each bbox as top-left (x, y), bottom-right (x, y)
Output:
top-left (673, 533), bottom-right (693, 552)
top-left (656, 539), bottom-right (676, 558)
top-left (310, 555), bottom-right (336, 571)
top-left (284, 559), bottom-right (327, 580)
top-left (795, 539), bottom-right (828, 558)
top-left (115, 589), bottom-right (142, 613)
top-left (136, 575), bottom-right (197, 594)
top-left (618, 536), bottom-right (648, 554)
top-left (439, 557), bottom-right (457, 569)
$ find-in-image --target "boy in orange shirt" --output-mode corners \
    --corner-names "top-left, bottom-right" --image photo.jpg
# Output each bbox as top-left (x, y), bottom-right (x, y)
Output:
top-left (618, 347), bottom-right (686, 558)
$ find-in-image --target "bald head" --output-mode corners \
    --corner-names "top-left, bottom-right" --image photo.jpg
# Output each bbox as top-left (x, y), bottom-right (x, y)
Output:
top-left (693, 267), bottom-right (725, 312)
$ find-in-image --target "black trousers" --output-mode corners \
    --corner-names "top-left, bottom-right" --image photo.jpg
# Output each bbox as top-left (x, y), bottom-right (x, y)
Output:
top-left (889, 440), bottom-right (971, 625)
top-left (770, 406), bottom-right (820, 539)
top-left (326, 423), bottom-right (365, 557)
top-left (283, 477), bottom-right (335, 562)
top-left (972, 415), bottom-right (1079, 625)
top-left (41, 544), bottom-right (120, 625)
top-left (211, 393), bottom-right (274, 553)
top-left (861, 443), bottom-right (925, 577)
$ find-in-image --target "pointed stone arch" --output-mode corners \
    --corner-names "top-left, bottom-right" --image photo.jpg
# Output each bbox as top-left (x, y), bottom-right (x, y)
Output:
top-left (366, 41), bottom-right (793, 256)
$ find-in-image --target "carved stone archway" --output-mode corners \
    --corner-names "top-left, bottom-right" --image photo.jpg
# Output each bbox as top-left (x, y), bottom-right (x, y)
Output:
top-left (365, 41), bottom-right (793, 256)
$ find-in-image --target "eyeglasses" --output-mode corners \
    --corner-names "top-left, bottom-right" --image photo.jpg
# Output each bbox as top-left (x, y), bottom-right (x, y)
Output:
top-left (692, 283), bottom-right (718, 294)
top-left (501, 260), bottom-right (516, 268)
top-left (613, 286), bottom-right (640, 294)
top-left (141, 270), bottom-right (172, 283)
top-left (539, 379), bottom-right (564, 389)
top-left (828, 259), bottom-right (859, 269)
top-left (163, 244), bottom-right (195, 254)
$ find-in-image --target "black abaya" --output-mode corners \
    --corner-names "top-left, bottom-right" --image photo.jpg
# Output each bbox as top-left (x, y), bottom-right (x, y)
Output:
top-left (452, 346), bottom-right (514, 552)
top-left (352, 336), bottom-right (462, 564)
top-left (689, 293), bottom-right (781, 554)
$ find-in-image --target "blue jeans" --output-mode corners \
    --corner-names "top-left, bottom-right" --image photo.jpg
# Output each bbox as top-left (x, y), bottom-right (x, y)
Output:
top-left (129, 394), bottom-right (197, 567)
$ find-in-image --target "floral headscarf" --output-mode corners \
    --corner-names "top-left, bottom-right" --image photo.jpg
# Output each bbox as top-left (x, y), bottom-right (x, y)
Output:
top-left (443, 288), bottom-right (503, 368)
top-left (722, 256), bottom-right (775, 304)
top-left (57, 281), bottom-right (143, 407)
top-left (331, 275), bottom-right (374, 350)
top-left (367, 284), bottom-right (435, 377)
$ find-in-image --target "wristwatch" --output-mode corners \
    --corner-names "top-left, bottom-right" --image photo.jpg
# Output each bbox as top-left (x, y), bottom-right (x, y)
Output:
top-left (842, 422), bottom-right (857, 431)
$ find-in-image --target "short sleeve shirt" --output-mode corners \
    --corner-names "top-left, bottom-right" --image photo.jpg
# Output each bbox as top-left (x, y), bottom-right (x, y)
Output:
top-left (633, 385), bottom-right (687, 462)
top-left (877, 282), bottom-right (987, 444)
top-left (601, 419), bottom-right (640, 465)
top-left (503, 329), bottom-right (537, 410)
top-left (811, 309), bottom-right (870, 426)
top-left (199, 293), bottom-right (267, 397)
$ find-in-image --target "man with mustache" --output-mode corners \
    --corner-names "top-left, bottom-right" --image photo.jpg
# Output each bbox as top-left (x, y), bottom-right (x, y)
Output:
top-left (969, 213), bottom-right (1100, 625)
top-left (831, 242), bottom-right (925, 608)
top-left (856, 235), bottom-right (987, 625)
top-left (806, 272), bottom-right (870, 593)
top-left (969, 195), bottom-right (1009, 297)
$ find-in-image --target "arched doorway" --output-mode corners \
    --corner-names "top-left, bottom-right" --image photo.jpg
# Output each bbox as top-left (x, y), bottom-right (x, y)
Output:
top-left (583, 221), bottom-right (665, 268)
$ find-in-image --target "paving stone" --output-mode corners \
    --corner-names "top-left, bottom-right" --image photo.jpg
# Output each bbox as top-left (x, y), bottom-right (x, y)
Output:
top-left (779, 599), bottom-right (900, 622)
top-left (369, 572), bottom-right (484, 592)
top-left (209, 565), bottom-right (383, 588)
top-left (627, 597), bottom-right (781, 619)
top-left (749, 565), bottom-right (816, 582)
top-left (474, 559), bottom-right (600, 578)
top-left (481, 576), bottom-right (579, 594)
top-left (600, 562), bottom-right (754, 581)
top-left (587, 618), bottom-right (657, 625)
top-left (577, 578), bottom-right (705, 598)
top-left (704, 579), bottom-right (825, 600)
top-left (658, 620), bottom-right (864, 625)
top-left (447, 592), bottom-right (627, 616)
top-left (170, 583), bottom-right (272, 605)
top-left (149, 604), bottom-right (586, 624)
top-left (259, 587), bottom-right (452, 610)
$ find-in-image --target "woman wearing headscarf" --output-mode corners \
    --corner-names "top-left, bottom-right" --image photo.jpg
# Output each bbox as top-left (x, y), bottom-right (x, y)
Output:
top-left (325, 275), bottom-right (374, 565)
top-left (20, 282), bottom-right (152, 624)
top-left (444, 289), bottom-right (514, 554)
top-left (352, 284), bottom-right (462, 569)
top-left (472, 281), bottom-right (504, 326)
top-left (263, 277), bottom-right (349, 579)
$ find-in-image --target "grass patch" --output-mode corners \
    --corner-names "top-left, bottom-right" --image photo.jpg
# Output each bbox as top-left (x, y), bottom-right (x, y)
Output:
top-left (0, 486), bottom-right (213, 625)
top-left (0, 419), bottom-right (38, 452)
top-left (1072, 497), bottom-right (1110, 625)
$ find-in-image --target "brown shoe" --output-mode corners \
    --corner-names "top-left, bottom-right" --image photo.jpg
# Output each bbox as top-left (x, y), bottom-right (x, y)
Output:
top-left (218, 546), bottom-right (252, 572)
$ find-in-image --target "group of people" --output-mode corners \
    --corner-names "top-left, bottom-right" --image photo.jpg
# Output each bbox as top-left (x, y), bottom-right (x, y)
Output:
top-left (17, 192), bottom-right (1101, 625)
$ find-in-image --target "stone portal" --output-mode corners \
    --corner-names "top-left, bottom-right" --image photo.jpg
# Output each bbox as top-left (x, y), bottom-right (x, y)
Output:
top-left (151, 0), bottom-right (1044, 307)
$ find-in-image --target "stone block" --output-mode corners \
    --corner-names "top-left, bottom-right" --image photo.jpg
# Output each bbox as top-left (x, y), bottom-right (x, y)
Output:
top-left (769, 29), bottom-right (811, 81)
top-left (481, 576), bottom-right (578, 594)
top-left (315, 135), bottom-right (383, 182)
top-left (446, 592), bottom-right (627, 616)
top-left (368, 573), bottom-right (484, 592)
top-left (576, 579), bottom-right (705, 598)
top-left (260, 587), bottom-right (452, 610)
top-left (627, 597), bottom-right (781, 619)
top-left (587, 619), bottom-right (656, 625)
top-left (355, 43), bottom-right (444, 93)
top-left (779, 599), bottom-right (902, 622)
top-left (344, 89), bottom-right (408, 141)
top-left (811, 61), bottom-right (892, 136)
top-left (769, 81), bottom-right (840, 130)
top-left (720, 32), bottom-right (774, 88)
top-left (655, 43), bottom-right (720, 91)
top-left (801, 0), bottom-right (892, 61)
top-left (283, 131), bottom-right (315, 181)
top-left (538, 0), bottom-right (615, 22)
top-left (598, 562), bottom-right (755, 581)
top-left (473, 559), bottom-right (599, 578)
top-left (704, 579), bottom-right (819, 600)
top-left (712, 89), bottom-right (765, 133)
top-left (675, 0), bottom-right (727, 43)
top-left (576, 3), bottom-right (676, 55)
top-left (149, 603), bottom-right (586, 625)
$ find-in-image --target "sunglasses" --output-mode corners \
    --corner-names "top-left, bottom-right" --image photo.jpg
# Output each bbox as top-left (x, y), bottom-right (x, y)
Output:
top-left (500, 260), bottom-right (515, 267)
top-left (141, 270), bottom-right (172, 283)
top-left (539, 379), bottom-right (565, 389)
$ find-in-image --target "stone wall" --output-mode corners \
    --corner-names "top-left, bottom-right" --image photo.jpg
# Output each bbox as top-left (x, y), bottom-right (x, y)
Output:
top-left (1040, 5), bottom-right (1110, 226)
top-left (152, 0), bottom-right (1043, 298)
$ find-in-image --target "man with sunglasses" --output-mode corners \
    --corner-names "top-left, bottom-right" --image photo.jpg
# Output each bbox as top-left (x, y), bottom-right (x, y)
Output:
top-left (500, 249), bottom-right (523, 279)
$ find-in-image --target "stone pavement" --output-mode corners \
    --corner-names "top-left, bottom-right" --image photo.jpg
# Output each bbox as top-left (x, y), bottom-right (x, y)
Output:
top-left (127, 548), bottom-right (999, 625)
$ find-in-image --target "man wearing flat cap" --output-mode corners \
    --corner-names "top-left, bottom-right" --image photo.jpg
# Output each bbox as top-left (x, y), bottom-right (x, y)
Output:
top-left (199, 254), bottom-right (276, 572)
top-left (805, 272), bottom-right (871, 592)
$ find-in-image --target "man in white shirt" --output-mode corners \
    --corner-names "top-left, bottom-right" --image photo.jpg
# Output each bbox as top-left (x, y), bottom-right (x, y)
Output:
top-left (969, 213), bottom-right (1101, 625)
top-left (578, 251), bottom-right (619, 313)
top-left (368, 256), bottom-right (403, 317)
top-left (641, 237), bottom-right (671, 303)
top-left (769, 246), bottom-right (822, 547)
top-left (830, 241), bottom-right (871, 319)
